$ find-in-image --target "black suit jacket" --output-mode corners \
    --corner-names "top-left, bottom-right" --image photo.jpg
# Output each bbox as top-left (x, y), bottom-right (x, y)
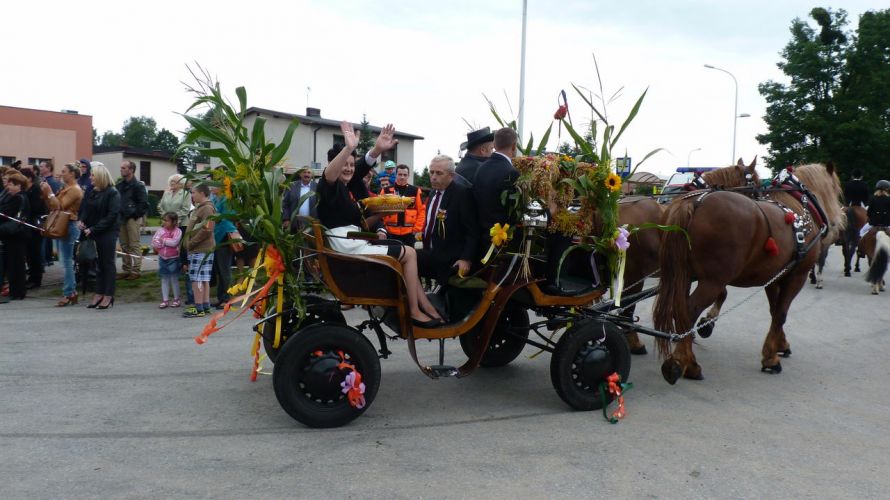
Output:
top-left (472, 153), bottom-right (519, 235)
top-left (420, 181), bottom-right (479, 282)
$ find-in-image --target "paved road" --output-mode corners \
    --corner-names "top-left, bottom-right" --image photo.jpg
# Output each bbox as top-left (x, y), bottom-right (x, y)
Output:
top-left (2, 249), bottom-right (888, 498)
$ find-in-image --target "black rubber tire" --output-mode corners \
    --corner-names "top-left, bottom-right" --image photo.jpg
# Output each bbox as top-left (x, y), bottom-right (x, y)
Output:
top-left (459, 305), bottom-right (530, 367)
top-left (550, 319), bottom-right (631, 411)
top-left (272, 323), bottom-right (381, 428)
top-left (262, 296), bottom-right (346, 363)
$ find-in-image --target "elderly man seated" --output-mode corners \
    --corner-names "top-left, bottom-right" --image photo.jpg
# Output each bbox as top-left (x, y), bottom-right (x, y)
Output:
top-left (417, 154), bottom-right (479, 285)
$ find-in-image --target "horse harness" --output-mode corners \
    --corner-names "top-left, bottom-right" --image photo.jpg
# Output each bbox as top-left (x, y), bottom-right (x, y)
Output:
top-left (682, 170), bottom-right (830, 263)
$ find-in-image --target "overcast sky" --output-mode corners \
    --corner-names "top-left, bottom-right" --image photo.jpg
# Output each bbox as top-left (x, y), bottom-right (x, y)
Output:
top-left (4, 0), bottom-right (885, 178)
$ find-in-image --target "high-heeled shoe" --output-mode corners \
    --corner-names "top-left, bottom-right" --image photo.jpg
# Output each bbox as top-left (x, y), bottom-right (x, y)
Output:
top-left (87, 295), bottom-right (102, 308)
top-left (96, 297), bottom-right (115, 310)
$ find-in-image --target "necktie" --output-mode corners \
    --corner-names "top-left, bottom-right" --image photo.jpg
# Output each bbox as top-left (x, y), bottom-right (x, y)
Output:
top-left (424, 190), bottom-right (441, 250)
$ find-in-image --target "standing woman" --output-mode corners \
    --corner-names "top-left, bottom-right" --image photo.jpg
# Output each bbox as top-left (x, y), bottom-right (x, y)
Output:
top-left (40, 163), bottom-right (84, 306)
top-left (78, 165), bottom-right (121, 309)
top-left (0, 173), bottom-right (32, 302)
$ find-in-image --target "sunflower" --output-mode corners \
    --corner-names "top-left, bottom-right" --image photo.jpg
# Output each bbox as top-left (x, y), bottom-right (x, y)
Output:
top-left (605, 172), bottom-right (622, 192)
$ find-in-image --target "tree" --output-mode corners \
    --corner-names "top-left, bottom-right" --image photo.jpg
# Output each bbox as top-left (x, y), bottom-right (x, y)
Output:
top-left (121, 116), bottom-right (159, 149)
top-left (99, 130), bottom-right (123, 147)
top-left (357, 114), bottom-right (375, 155)
top-left (413, 166), bottom-right (431, 188)
top-left (758, 7), bottom-right (890, 182)
top-left (152, 128), bottom-right (179, 154)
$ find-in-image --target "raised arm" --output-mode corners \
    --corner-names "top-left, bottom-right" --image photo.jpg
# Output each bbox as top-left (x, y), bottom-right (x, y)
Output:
top-left (324, 121), bottom-right (359, 184)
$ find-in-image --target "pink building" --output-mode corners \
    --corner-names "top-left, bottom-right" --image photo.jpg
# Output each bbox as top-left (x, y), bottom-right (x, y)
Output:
top-left (0, 105), bottom-right (93, 167)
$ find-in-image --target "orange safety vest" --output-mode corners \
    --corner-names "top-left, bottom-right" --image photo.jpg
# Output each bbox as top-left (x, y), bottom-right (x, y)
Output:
top-left (380, 185), bottom-right (425, 236)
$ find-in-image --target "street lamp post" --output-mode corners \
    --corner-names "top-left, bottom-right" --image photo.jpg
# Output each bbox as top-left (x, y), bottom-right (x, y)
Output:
top-left (687, 147), bottom-right (701, 168)
top-left (704, 64), bottom-right (740, 164)
top-left (518, 0), bottom-right (528, 141)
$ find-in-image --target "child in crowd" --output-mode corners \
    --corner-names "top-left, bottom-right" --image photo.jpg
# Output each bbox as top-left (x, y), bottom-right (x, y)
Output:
top-left (182, 184), bottom-right (216, 318)
top-left (151, 212), bottom-right (183, 308)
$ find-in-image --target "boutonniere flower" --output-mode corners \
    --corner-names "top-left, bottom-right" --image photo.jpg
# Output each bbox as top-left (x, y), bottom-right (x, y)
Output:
top-left (436, 209), bottom-right (447, 238)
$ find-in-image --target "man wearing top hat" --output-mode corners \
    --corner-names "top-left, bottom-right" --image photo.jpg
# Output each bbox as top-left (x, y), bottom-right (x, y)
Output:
top-left (455, 127), bottom-right (495, 185)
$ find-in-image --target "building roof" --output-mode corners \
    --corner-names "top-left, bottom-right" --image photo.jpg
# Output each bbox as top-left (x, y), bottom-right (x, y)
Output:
top-left (0, 105), bottom-right (92, 118)
top-left (93, 146), bottom-right (176, 161)
top-left (244, 107), bottom-right (424, 141)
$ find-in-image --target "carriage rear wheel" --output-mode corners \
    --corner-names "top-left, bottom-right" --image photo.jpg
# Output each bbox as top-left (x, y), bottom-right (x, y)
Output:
top-left (550, 319), bottom-right (631, 411)
top-left (458, 305), bottom-right (530, 367)
top-left (273, 324), bottom-right (381, 428)
top-left (262, 296), bottom-right (346, 363)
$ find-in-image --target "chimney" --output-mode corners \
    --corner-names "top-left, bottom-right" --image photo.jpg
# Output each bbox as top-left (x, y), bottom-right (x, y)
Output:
top-left (306, 107), bottom-right (321, 117)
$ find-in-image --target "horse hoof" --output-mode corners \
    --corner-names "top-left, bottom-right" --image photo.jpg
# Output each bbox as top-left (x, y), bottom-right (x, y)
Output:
top-left (815, 283), bottom-right (823, 289)
top-left (761, 362), bottom-right (782, 374)
top-left (684, 368), bottom-right (704, 381)
top-left (778, 348), bottom-right (792, 358)
top-left (697, 319), bottom-right (715, 339)
top-left (630, 346), bottom-right (648, 355)
top-left (844, 271), bottom-right (851, 277)
top-left (661, 360), bottom-right (683, 385)
top-left (809, 275), bottom-right (816, 284)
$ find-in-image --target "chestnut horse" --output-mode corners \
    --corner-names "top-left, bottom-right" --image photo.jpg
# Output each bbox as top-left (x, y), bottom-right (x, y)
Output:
top-left (842, 205), bottom-right (867, 276)
top-left (860, 228), bottom-right (890, 294)
top-left (618, 160), bottom-right (759, 354)
top-left (652, 163), bottom-right (844, 383)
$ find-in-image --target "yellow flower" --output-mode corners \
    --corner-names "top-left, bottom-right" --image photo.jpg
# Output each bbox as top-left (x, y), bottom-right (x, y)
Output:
top-left (223, 176), bottom-right (233, 199)
top-left (489, 223), bottom-right (511, 247)
top-left (605, 173), bottom-right (622, 192)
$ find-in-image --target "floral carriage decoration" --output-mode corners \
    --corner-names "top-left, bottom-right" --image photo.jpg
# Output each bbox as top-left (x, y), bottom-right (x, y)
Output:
top-left (177, 66), bottom-right (310, 378)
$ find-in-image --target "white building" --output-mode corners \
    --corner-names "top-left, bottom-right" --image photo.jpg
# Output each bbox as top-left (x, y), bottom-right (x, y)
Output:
top-left (92, 146), bottom-right (178, 195)
top-left (229, 107), bottom-right (423, 177)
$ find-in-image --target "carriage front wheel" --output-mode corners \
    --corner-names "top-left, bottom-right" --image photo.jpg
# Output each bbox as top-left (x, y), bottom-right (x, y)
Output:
top-left (458, 305), bottom-right (530, 367)
top-left (272, 324), bottom-right (381, 428)
top-left (550, 319), bottom-right (631, 411)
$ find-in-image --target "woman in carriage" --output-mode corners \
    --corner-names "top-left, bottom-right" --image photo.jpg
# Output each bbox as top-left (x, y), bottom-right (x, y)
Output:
top-left (316, 121), bottom-right (444, 328)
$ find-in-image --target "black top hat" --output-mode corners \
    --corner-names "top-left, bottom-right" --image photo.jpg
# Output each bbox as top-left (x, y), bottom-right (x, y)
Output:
top-left (460, 127), bottom-right (495, 151)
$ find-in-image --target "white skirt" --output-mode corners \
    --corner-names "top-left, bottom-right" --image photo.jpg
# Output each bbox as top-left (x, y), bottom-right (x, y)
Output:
top-left (325, 225), bottom-right (391, 256)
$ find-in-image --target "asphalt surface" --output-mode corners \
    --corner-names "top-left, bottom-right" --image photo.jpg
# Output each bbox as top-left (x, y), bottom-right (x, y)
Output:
top-left (2, 248), bottom-right (889, 499)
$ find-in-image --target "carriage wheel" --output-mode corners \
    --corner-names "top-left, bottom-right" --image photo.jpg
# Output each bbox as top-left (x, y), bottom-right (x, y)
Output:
top-left (458, 305), bottom-right (530, 367)
top-left (262, 296), bottom-right (346, 363)
top-left (272, 324), bottom-right (381, 428)
top-left (550, 319), bottom-right (631, 411)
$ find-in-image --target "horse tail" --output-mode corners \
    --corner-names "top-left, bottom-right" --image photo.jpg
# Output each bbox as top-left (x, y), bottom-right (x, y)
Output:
top-left (866, 232), bottom-right (890, 285)
top-left (845, 208), bottom-right (859, 245)
top-left (653, 200), bottom-right (696, 359)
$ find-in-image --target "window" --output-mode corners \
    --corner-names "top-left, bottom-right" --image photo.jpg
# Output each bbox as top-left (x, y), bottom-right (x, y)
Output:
top-left (139, 161), bottom-right (151, 184)
top-left (0, 156), bottom-right (15, 166)
top-left (28, 157), bottom-right (51, 166)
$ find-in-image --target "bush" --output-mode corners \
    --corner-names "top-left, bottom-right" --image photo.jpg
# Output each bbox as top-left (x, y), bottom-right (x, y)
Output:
top-left (146, 192), bottom-right (160, 217)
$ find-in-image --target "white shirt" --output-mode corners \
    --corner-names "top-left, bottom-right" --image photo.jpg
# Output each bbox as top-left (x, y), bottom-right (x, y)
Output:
top-left (298, 182), bottom-right (312, 217)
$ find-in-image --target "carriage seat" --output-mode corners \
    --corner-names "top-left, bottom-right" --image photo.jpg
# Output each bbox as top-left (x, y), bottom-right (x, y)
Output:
top-left (542, 275), bottom-right (597, 296)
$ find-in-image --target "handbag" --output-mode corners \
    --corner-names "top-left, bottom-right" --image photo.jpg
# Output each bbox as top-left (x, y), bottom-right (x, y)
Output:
top-left (76, 238), bottom-right (97, 262)
top-left (42, 210), bottom-right (71, 239)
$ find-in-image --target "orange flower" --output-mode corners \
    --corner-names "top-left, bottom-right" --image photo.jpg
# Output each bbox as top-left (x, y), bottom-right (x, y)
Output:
top-left (605, 173), bottom-right (622, 193)
top-left (223, 176), bottom-right (233, 199)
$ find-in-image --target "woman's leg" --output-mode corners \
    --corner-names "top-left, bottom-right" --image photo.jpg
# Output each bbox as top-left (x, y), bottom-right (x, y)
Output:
top-left (60, 223), bottom-right (80, 297)
top-left (398, 246), bottom-right (441, 321)
top-left (95, 232), bottom-right (117, 297)
top-left (4, 240), bottom-right (27, 299)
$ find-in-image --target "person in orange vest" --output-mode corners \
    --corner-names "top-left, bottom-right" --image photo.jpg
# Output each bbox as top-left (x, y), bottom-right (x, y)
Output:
top-left (380, 164), bottom-right (425, 246)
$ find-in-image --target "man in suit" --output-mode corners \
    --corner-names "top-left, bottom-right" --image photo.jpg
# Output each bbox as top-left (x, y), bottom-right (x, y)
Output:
top-left (418, 155), bottom-right (479, 284)
top-left (455, 127), bottom-right (494, 185)
top-left (473, 127), bottom-right (520, 245)
top-left (844, 169), bottom-right (869, 207)
top-left (282, 167), bottom-right (318, 231)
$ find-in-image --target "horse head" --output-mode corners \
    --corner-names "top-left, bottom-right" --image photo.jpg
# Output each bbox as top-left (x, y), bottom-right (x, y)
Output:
top-left (702, 157), bottom-right (760, 189)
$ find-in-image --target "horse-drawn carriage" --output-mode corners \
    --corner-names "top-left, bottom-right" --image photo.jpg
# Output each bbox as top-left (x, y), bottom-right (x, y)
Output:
top-left (258, 219), bottom-right (644, 428)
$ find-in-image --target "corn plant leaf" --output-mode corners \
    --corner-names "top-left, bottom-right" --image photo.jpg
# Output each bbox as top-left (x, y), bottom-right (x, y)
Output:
top-left (610, 87), bottom-right (648, 149)
top-left (572, 83), bottom-right (607, 124)
top-left (235, 87), bottom-right (247, 115)
top-left (535, 123), bottom-right (553, 156)
top-left (268, 119), bottom-right (300, 167)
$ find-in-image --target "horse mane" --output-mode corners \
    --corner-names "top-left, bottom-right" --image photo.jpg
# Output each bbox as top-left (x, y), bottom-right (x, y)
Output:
top-left (775, 163), bottom-right (846, 242)
top-left (701, 163), bottom-right (759, 188)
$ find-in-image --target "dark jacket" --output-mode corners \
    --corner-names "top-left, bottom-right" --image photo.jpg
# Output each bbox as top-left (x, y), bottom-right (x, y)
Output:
top-left (473, 153), bottom-right (519, 236)
top-left (116, 177), bottom-right (148, 220)
top-left (282, 179), bottom-right (318, 221)
top-left (421, 181), bottom-right (479, 283)
top-left (0, 191), bottom-right (30, 239)
top-left (25, 183), bottom-right (47, 220)
top-left (81, 187), bottom-right (121, 237)
top-left (844, 179), bottom-right (869, 207)
top-left (455, 154), bottom-right (488, 185)
top-left (867, 195), bottom-right (890, 227)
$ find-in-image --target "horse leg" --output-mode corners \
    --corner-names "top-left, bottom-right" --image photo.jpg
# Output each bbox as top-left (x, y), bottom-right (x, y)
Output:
top-left (696, 288), bottom-right (727, 339)
top-left (662, 282), bottom-right (723, 383)
top-left (764, 283), bottom-right (791, 358)
top-left (814, 246), bottom-right (828, 289)
top-left (619, 281), bottom-right (647, 355)
top-left (761, 272), bottom-right (808, 373)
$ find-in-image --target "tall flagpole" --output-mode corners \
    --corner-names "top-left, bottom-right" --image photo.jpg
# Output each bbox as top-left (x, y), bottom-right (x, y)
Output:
top-left (518, 0), bottom-right (527, 141)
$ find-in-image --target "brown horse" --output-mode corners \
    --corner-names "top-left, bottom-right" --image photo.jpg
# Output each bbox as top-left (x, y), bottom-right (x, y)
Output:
top-left (860, 228), bottom-right (890, 294)
top-left (618, 159), bottom-right (759, 354)
top-left (842, 205), bottom-right (868, 276)
top-left (652, 163), bottom-right (844, 383)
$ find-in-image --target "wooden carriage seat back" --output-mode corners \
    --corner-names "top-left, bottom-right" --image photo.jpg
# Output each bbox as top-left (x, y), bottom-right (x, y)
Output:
top-left (308, 222), bottom-right (407, 307)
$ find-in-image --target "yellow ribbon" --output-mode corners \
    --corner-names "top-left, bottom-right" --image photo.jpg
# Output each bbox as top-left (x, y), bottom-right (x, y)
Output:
top-left (480, 223), bottom-right (511, 265)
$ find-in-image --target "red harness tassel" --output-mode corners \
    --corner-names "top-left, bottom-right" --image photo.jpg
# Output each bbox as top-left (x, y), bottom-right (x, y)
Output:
top-left (764, 237), bottom-right (780, 256)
